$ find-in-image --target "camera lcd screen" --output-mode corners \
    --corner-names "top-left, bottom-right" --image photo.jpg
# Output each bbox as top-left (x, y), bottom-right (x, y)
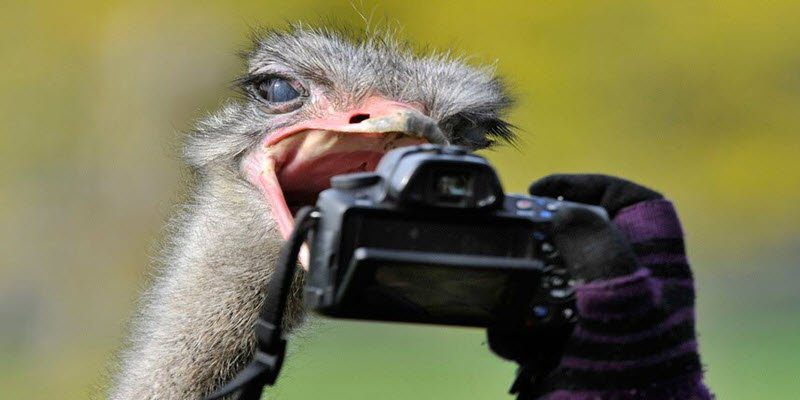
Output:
top-left (371, 263), bottom-right (508, 321)
top-left (326, 211), bottom-right (546, 326)
top-left (332, 248), bottom-right (544, 327)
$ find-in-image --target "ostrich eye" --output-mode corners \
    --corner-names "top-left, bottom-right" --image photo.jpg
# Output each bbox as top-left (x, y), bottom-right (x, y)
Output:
top-left (255, 78), bottom-right (301, 103)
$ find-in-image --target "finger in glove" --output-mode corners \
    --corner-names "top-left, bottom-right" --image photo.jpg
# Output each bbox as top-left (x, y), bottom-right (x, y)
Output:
top-left (551, 206), bottom-right (638, 282)
top-left (530, 174), bottom-right (662, 217)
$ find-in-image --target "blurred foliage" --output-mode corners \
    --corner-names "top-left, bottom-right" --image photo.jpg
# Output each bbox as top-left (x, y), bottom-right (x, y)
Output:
top-left (1, 1), bottom-right (798, 399)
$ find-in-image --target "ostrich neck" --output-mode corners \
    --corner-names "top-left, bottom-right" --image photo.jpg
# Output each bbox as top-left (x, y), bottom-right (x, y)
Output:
top-left (110, 170), bottom-right (304, 399)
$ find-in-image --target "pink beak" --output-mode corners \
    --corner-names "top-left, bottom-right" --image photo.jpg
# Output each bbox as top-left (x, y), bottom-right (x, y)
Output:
top-left (242, 97), bottom-right (447, 254)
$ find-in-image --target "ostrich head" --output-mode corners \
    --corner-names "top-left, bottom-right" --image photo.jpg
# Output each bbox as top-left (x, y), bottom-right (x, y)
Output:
top-left (186, 26), bottom-right (514, 240)
top-left (112, 26), bottom-right (515, 400)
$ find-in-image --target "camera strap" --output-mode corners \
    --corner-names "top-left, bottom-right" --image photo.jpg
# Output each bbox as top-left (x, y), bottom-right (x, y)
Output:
top-left (203, 206), bottom-right (319, 400)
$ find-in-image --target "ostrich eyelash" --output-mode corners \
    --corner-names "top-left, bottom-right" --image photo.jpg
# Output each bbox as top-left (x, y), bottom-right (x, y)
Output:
top-left (234, 73), bottom-right (274, 89)
top-left (443, 114), bottom-right (517, 149)
top-left (484, 118), bottom-right (516, 145)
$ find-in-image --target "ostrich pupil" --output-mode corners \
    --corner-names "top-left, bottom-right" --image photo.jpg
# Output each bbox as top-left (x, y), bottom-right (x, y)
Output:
top-left (260, 78), bottom-right (300, 103)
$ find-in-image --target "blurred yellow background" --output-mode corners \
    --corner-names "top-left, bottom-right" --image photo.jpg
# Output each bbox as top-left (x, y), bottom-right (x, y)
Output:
top-left (1, 1), bottom-right (798, 399)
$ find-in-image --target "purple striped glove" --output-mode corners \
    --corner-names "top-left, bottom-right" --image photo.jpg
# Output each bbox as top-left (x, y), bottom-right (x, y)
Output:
top-left (491, 174), bottom-right (713, 400)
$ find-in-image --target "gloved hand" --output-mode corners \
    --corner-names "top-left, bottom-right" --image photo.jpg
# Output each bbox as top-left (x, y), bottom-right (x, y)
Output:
top-left (489, 174), bottom-right (713, 400)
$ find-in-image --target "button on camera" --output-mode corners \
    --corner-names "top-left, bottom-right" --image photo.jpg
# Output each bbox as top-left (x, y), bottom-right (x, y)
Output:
top-left (548, 275), bottom-right (566, 287)
top-left (545, 250), bottom-right (561, 261)
top-left (549, 287), bottom-right (575, 299)
top-left (516, 199), bottom-right (534, 210)
top-left (531, 305), bottom-right (549, 320)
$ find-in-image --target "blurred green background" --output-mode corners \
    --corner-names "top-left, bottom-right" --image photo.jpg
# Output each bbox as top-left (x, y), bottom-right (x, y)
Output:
top-left (1, 1), bottom-right (798, 399)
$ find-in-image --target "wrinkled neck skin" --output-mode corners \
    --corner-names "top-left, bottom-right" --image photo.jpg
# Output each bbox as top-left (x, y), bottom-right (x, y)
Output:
top-left (109, 167), bottom-right (305, 400)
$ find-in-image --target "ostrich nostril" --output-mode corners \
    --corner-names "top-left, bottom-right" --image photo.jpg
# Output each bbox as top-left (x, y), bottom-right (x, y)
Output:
top-left (348, 113), bottom-right (370, 124)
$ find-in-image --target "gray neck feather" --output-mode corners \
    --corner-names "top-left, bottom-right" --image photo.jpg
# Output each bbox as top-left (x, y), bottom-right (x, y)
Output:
top-left (109, 169), bottom-right (304, 399)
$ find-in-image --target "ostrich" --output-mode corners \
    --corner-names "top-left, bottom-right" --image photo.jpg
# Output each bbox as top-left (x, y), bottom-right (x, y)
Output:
top-left (110, 26), bottom-right (514, 399)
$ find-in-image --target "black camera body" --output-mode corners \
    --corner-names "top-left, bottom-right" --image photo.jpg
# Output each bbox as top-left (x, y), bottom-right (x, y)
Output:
top-left (304, 145), bottom-right (607, 332)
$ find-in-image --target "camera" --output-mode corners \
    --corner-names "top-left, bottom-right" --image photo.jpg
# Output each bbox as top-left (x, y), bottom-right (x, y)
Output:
top-left (304, 144), bottom-right (607, 331)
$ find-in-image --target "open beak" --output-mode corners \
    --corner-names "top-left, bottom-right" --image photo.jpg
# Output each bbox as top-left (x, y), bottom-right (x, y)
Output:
top-left (242, 97), bottom-right (447, 249)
